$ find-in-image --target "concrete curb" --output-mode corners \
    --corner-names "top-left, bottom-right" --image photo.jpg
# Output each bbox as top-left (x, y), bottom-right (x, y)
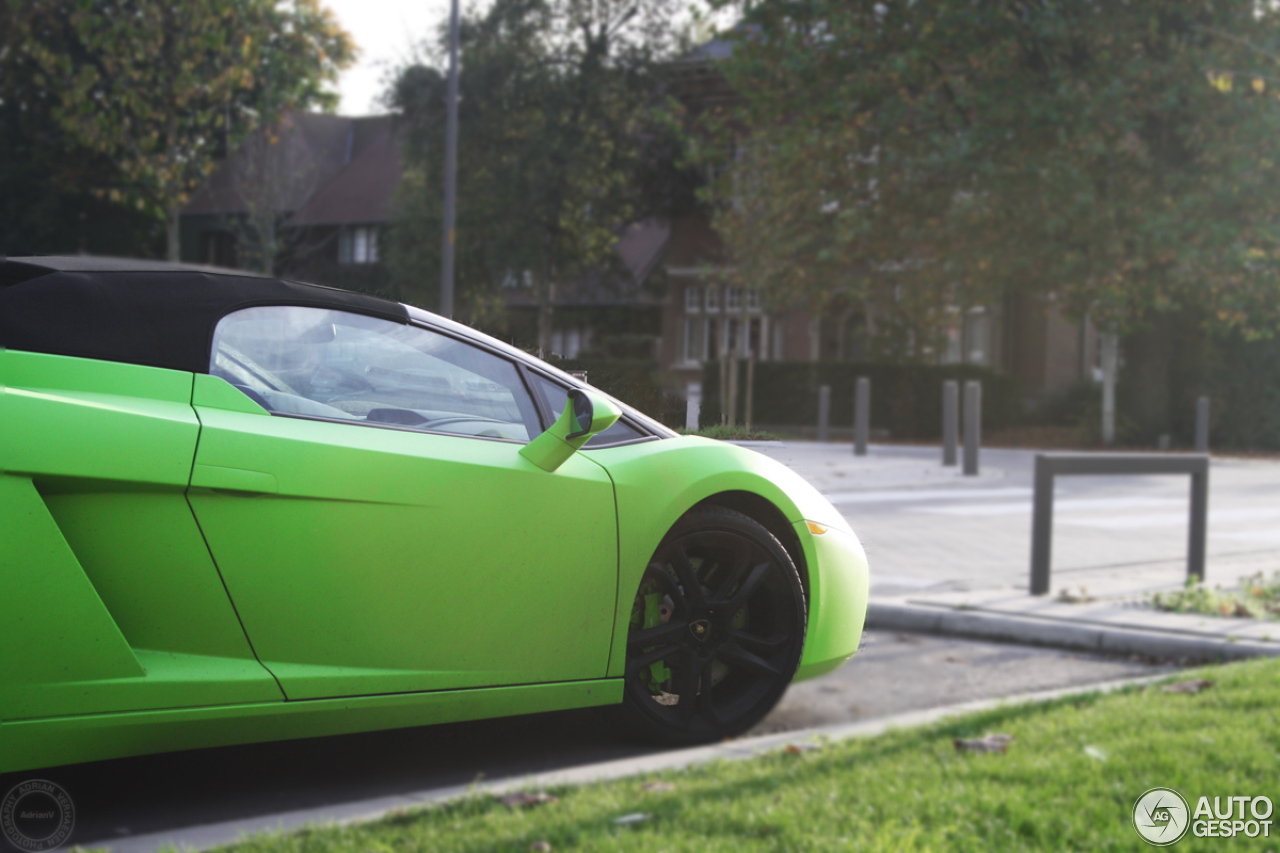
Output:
top-left (868, 601), bottom-right (1280, 660)
top-left (98, 673), bottom-right (1168, 853)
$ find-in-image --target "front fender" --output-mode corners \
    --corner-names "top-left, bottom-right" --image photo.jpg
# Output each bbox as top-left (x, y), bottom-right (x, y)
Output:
top-left (585, 437), bottom-right (866, 679)
top-left (791, 522), bottom-right (869, 681)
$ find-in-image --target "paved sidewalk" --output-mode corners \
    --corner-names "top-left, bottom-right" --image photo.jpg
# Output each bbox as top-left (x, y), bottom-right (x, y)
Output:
top-left (753, 441), bottom-right (1280, 659)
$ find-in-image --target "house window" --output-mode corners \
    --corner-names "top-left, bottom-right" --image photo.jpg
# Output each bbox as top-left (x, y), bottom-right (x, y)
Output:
top-left (705, 286), bottom-right (720, 313)
top-left (339, 226), bottom-right (379, 264)
top-left (725, 287), bottom-right (741, 312)
top-left (549, 328), bottom-right (591, 359)
top-left (685, 285), bottom-right (702, 313)
top-left (683, 317), bottom-right (704, 363)
top-left (745, 289), bottom-right (760, 312)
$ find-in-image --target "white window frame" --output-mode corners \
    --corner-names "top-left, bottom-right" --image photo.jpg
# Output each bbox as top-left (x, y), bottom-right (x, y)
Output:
top-left (684, 285), bottom-right (702, 314)
top-left (339, 225), bottom-right (380, 265)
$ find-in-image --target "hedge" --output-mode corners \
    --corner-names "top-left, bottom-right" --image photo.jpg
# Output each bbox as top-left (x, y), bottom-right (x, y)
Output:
top-left (545, 357), bottom-right (686, 428)
top-left (700, 360), bottom-right (1022, 440)
top-left (1118, 312), bottom-right (1280, 450)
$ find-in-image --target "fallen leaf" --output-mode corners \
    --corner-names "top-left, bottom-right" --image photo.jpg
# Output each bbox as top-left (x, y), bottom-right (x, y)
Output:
top-left (641, 781), bottom-right (675, 792)
top-left (613, 812), bottom-right (650, 825)
top-left (528, 843), bottom-right (552, 852)
top-left (1161, 679), bottom-right (1214, 694)
top-left (784, 743), bottom-right (820, 754)
top-left (1055, 586), bottom-right (1095, 604)
top-left (954, 733), bottom-right (1014, 753)
top-left (498, 791), bottom-right (558, 809)
top-left (1084, 745), bottom-right (1107, 762)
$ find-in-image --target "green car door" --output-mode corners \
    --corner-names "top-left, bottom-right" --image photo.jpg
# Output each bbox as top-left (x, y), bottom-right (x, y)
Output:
top-left (187, 306), bottom-right (619, 700)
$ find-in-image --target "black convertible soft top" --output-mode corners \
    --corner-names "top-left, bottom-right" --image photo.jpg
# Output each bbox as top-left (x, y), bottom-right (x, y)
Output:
top-left (0, 256), bottom-right (408, 374)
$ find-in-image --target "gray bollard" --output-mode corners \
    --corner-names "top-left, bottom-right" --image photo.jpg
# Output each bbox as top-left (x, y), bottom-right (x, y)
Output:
top-left (963, 380), bottom-right (981, 476)
top-left (942, 380), bottom-right (959, 466)
top-left (817, 385), bottom-right (831, 443)
top-left (1195, 396), bottom-right (1210, 454)
top-left (854, 377), bottom-right (870, 456)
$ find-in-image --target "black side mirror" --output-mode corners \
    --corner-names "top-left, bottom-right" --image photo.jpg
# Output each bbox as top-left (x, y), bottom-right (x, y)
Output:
top-left (566, 389), bottom-right (594, 439)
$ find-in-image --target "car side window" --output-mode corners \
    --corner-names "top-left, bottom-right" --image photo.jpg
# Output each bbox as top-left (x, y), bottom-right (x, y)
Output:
top-left (527, 372), bottom-right (647, 447)
top-left (210, 306), bottom-right (540, 442)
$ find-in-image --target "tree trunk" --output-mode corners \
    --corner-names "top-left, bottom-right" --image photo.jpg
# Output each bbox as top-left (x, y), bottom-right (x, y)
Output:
top-left (537, 282), bottom-right (555, 356)
top-left (719, 357), bottom-right (728, 425)
top-left (726, 353), bottom-right (739, 427)
top-left (167, 207), bottom-right (181, 262)
top-left (1101, 331), bottom-right (1118, 447)
top-left (263, 213), bottom-right (275, 276)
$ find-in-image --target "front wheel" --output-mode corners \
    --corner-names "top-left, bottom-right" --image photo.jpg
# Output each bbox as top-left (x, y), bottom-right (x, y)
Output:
top-left (614, 506), bottom-right (807, 745)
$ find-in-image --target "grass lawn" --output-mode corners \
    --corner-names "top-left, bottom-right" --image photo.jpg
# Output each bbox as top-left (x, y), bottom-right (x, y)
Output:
top-left (220, 658), bottom-right (1280, 852)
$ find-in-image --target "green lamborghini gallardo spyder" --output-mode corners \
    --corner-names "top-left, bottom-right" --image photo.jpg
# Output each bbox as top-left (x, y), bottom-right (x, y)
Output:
top-left (0, 256), bottom-right (868, 773)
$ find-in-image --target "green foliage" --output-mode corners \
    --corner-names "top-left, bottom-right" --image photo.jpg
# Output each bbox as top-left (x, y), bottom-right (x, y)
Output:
top-left (695, 0), bottom-right (1280, 345)
top-left (1153, 572), bottom-right (1280, 620)
top-left (701, 361), bottom-right (1020, 439)
top-left (3, 0), bottom-right (355, 259)
top-left (215, 656), bottom-right (1280, 851)
top-left (384, 0), bottom-right (685, 334)
top-left (0, 97), bottom-right (161, 257)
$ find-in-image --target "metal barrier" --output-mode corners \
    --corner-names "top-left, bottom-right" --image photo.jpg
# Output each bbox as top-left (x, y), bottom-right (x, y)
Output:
top-left (1030, 453), bottom-right (1209, 595)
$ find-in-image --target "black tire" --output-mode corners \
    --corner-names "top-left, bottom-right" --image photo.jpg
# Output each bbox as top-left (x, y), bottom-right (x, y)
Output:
top-left (612, 506), bottom-right (807, 745)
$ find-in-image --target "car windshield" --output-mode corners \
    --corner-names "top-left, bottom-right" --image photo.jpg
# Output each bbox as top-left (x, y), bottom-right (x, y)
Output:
top-left (211, 306), bottom-right (537, 442)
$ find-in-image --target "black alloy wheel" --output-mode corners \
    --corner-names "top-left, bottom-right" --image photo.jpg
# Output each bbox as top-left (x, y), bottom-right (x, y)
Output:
top-left (615, 506), bottom-right (807, 745)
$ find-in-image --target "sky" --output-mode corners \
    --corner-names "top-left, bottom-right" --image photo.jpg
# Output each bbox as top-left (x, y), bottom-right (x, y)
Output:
top-left (323, 0), bottom-right (462, 116)
top-left (321, 0), bottom-right (733, 116)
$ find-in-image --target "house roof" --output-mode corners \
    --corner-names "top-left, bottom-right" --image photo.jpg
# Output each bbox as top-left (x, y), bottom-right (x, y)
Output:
top-left (286, 125), bottom-right (401, 227)
top-left (663, 28), bottom-right (752, 110)
top-left (182, 113), bottom-right (395, 223)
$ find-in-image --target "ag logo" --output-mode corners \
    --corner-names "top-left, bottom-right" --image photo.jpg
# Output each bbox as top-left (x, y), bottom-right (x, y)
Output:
top-left (1134, 787), bottom-right (1190, 846)
top-left (0, 780), bottom-right (75, 851)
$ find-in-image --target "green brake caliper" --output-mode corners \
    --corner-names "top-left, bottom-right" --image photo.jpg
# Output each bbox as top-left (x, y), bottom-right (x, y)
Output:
top-left (631, 582), bottom-right (671, 695)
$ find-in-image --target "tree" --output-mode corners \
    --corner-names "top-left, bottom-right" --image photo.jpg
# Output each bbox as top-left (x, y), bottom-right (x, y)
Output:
top-left (386, 0), bottom-right (685, 343)
top-left (699, 0), bottom-right (1280, 438)
top-left (5, 0), bottom-right (355, 261)
top-left (227, 111), bottom-right (330, 275)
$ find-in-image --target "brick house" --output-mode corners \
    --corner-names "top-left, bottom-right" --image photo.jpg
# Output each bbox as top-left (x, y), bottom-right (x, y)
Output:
top-left (180, 111), bottom-right (398, 295)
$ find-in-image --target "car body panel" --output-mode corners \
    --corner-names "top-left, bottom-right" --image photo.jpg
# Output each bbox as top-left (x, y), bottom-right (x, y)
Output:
top-left (790, 524), bottom-right (870, 681)
top-left (0, 351), bottom-right (282, 723)
top-left (188, 375), bottom-right (619, 699)
top-left (0, 678), bottom-right (621, 774)
top-left (581, 435), bottom-right (866, 680)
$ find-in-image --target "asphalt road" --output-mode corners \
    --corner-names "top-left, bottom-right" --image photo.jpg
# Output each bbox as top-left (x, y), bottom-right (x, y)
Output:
top-left (4, 630), bottom-right (1176, 852)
